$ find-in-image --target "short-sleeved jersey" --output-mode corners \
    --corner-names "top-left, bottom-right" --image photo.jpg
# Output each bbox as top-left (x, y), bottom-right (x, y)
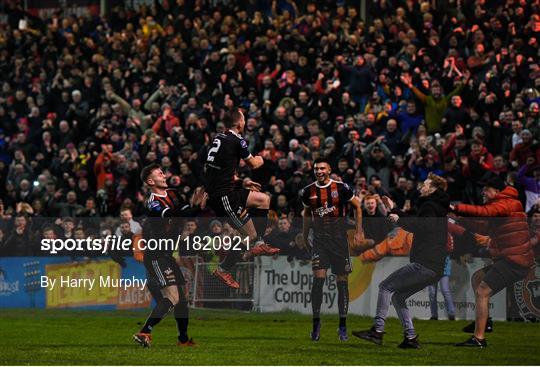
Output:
top-left (204, 130), bottom-right (251, 197)
top-left (301, 179), bottom-right (355, 241)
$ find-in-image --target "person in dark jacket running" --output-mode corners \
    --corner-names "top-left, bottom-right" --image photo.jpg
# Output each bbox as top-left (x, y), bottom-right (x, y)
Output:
top-left (353, 173), bottom-right (449, 349)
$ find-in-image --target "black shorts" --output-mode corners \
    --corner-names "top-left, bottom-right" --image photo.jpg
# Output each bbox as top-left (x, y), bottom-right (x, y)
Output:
top-left (311, 237), bottom-right (352, 275)
top-left (208, 188), bottom-right (251, 229)
top-left (144, 255), bottom-right (185, 289)
top-left (482, 258), bottom-right (530, 295)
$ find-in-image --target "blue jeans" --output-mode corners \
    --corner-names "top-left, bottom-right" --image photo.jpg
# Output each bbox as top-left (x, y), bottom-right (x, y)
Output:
top-left (374, 263), bottom-right (439, 339)
top-left (428, 275), bottom-right (456, 318)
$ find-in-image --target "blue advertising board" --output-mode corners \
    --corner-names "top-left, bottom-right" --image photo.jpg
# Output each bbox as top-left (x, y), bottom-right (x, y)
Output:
top-left (0, 257), bottom-right (149, 309)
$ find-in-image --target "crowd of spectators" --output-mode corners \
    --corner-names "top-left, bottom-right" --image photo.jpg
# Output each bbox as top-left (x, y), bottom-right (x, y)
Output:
top-left (0, 0), bottom-right (539, 258)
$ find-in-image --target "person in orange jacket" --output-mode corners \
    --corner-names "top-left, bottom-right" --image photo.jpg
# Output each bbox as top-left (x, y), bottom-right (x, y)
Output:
top-left (451, 174), bottom-right (534, 348)
top-left (358, 227), bottom-right (412, 262)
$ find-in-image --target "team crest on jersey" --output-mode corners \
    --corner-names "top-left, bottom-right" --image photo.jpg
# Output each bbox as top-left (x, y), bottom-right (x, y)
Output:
top-left (148, 201), bottom-right (162, 211)
top-left (331, 190), bottom-right (339, 198)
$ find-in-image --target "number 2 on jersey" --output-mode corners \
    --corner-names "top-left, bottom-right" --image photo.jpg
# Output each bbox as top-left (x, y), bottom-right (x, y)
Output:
top-left (207, 138), bottom-right (221, 162)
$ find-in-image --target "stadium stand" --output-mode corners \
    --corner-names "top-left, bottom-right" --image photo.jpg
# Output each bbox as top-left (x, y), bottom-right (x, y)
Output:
top-left (0, 0), bottom-right (539, 260)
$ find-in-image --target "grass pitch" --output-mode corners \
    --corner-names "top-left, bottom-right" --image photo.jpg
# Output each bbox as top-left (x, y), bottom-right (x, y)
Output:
top-left (0, 308), bottom-right (539, 365)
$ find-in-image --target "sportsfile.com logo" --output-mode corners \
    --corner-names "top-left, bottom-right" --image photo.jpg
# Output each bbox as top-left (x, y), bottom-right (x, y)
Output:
top-left (40, 235), bottom-right (250, 254)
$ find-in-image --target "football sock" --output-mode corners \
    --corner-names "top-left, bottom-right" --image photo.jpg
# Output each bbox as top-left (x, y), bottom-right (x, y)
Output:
top-left (174, 299), bottom-right (189, 343)
top-left (251, 208), bottom-right (269, 237)
top-left (311, 277), bottom-right (325, 324)
top-left (219, 250), bottom-right (243, 271)
top-left (140, 298), bottom-right (174, 333)
top-left (313, 317), bottom-right (321, 330)
top-left (337, 280), bottom-right (349, 328)
top-left (174, 286), bottom-right (189, 342)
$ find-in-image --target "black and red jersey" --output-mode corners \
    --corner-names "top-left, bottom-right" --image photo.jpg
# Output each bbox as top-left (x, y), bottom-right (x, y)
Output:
top-left (142, 188), bottom-right (193, 258)
top-left (145, 188), bottom-right (189, 218)
top-left (203, 130), bottom-right (251, 198)
top-left (301, 179), bottom-right (354, 240)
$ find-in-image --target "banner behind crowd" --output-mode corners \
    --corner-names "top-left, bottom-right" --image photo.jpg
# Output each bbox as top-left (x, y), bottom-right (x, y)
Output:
top-left (256, 257), bottom-right (509, 320)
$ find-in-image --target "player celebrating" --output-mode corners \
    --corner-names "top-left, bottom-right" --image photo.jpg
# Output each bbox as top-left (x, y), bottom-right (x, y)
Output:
top-left (451, 175), bottom-right (534, 348)
top-left (204, 108), bottom-right (279, 289)
top-left (301, 158), bottom-right (364, 342)
top-left (132, 164), bottom-right (206, 348)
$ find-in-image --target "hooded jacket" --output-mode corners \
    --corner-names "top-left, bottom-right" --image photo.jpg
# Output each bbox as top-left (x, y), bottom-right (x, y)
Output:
top-left (392, 189), bottom-right (449, 274)
top-left (454, 186), bottom-right (534, 268)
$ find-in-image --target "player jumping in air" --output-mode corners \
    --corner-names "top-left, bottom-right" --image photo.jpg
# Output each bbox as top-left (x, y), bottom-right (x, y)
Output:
top-left (204, 108), bottom-right (279, 289)
top-left (132, 163), bottom-right (206, 348)
top-left (301, 158), bottom-right (364, 342)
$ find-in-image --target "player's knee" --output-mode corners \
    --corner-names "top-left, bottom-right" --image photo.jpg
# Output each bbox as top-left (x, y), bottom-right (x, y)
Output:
top-left (167, 293), bottom-right (180, 305)
top-left (391, 291), bottom-right (403, 305)
top-left (163, 287), bottom-right (180, 305)
top-left (475, 282), bottom-right (492, 299)
top-left (471, 269), bottom-right (484, 287)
